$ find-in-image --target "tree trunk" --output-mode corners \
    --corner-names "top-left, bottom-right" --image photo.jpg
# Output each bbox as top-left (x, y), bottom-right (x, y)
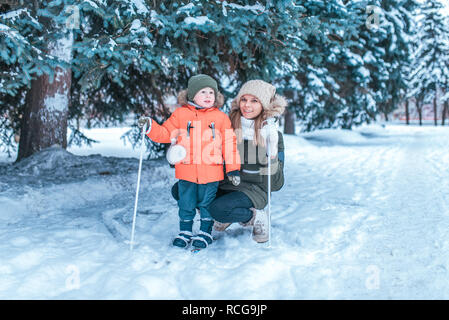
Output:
top-left (405, 99), bottom-right (410, 125)
top-left (417, 105), bottom-right (423, 126)
top-left (17, 33), bottom-right (73, 161)
top-left (433, 95), bottom-right (438, 126)
top-left (416, 98), bottom-right (423, 126)
top-left (283, 107), bottom-right (295, 135)
top-left (442, 101), bottom-right (448, 126)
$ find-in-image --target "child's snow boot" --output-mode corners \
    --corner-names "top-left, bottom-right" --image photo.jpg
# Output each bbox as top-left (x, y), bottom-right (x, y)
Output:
top-left (173, 231), bottom-right (193, 248)
top-left (192, 219), bottom-right (214, 249)
top-left (173, 220), bottom-right (193, 248)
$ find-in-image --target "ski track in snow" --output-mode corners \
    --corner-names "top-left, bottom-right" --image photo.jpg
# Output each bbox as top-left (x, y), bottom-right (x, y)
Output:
top-left (1, 125), bottom-right (449, 299)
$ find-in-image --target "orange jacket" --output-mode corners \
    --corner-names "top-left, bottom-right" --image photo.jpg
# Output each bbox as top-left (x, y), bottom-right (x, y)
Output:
top-left (147, 104), bottom-right (241, 184)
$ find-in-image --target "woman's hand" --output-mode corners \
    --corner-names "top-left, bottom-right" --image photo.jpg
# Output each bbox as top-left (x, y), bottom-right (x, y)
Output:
top-left (260, 119), bottom-right (278, 158)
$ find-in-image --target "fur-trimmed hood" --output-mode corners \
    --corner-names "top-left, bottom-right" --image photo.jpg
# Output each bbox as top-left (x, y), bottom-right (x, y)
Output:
top-left (177, 89), bottom-right (225, 109)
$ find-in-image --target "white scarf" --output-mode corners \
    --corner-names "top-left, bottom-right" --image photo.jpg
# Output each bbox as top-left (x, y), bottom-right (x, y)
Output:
top-left (240, 116), bottom-right (255, 140)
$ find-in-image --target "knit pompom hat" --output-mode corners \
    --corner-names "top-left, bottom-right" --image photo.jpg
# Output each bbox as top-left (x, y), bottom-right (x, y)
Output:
top-left (231, 80), bottom-right (287, 118)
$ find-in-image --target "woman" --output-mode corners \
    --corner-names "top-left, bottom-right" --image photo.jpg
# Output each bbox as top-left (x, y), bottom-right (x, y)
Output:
top-left (209, 79), bottom-right (286, 243)
top-left (172, 79), bottom-right (287, 243)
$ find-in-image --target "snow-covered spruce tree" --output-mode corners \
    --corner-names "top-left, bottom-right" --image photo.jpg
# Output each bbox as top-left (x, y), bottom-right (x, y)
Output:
top-left (401, 2), bottom-right (421, 125)
top-left (0, 1), bottom-right (54, 156)
top-left (1, 0), bottom-right (428, 159)
top-left (70, 0), bottom-right (304, 152)
top-left (4, 0), bottom-right (301, 157)
top-left (0, 3), bottom-right (42, 96)
top-left (279, 0), bottom-right (342, 132)
top-left (1, 0), bottom-right (167, 159)
top-left (287, 0), bottom-right (378, 131)
top-left (436, 10), bottom-right (449, 126)
top-left (24, 2), bottom-right (165, 156)
top-left (376, 0), bottom-right (420, 121)
top-left (17, 0), bottom-right (76, 161)
top-left (411, 0), bottom-right (449, 126)
top-left (336, 0), bottom-right (419, 127)
top-left (137, 0), bottom-right (302, 102)
top-left (287, 0), bottom-right (419, 131)
top-left (331, 0), bottom-right (380, 130)
top-left (67, 0), bottom-right (173, 157)
top-left (68, 0), bottom-right (208, 156)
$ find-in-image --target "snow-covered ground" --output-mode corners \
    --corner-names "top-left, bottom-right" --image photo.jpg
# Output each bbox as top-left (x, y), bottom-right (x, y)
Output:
top-left (1, 124), bottom-right (449, 299)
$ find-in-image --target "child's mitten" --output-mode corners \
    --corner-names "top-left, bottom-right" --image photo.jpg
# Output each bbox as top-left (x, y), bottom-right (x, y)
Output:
top-left (166, 138), bottom-right (187, 165)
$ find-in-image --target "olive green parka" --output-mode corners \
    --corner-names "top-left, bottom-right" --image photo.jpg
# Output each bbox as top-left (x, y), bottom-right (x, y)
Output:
top-left (218, 131), bottom-right (285, 209)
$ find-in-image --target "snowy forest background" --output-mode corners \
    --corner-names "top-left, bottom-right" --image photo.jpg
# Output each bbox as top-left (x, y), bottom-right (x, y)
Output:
top-left (1, 0), bottom-right (448, 161)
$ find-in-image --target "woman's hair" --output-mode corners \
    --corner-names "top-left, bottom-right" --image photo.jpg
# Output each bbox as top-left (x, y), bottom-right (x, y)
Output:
top-left (229, 98), bottom-right (266, 147)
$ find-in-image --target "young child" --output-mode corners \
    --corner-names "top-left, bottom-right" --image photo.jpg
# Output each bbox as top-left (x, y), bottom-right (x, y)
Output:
top-left (138, 74), bottom-right (241, 249)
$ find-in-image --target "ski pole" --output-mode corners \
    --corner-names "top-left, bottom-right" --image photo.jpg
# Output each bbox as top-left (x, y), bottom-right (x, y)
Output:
top-left (265, 117), bottom-right (277, 248)
top-left (267, 135), bottom-right (272, 248)
top-left (130, 120), bottom-right (147, 250)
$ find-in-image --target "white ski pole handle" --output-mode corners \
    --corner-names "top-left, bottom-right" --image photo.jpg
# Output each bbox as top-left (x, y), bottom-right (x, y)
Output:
top-left (130, 123), bottom-right (146, 250)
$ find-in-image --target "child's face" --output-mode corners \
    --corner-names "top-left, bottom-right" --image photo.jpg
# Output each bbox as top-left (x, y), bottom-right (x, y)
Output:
top-left (193, 87), bottom-right (215, 108)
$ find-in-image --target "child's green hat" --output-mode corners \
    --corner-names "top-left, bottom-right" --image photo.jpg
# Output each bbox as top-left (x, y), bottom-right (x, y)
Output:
top-left (187, 74), bottom-right (218, 101)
